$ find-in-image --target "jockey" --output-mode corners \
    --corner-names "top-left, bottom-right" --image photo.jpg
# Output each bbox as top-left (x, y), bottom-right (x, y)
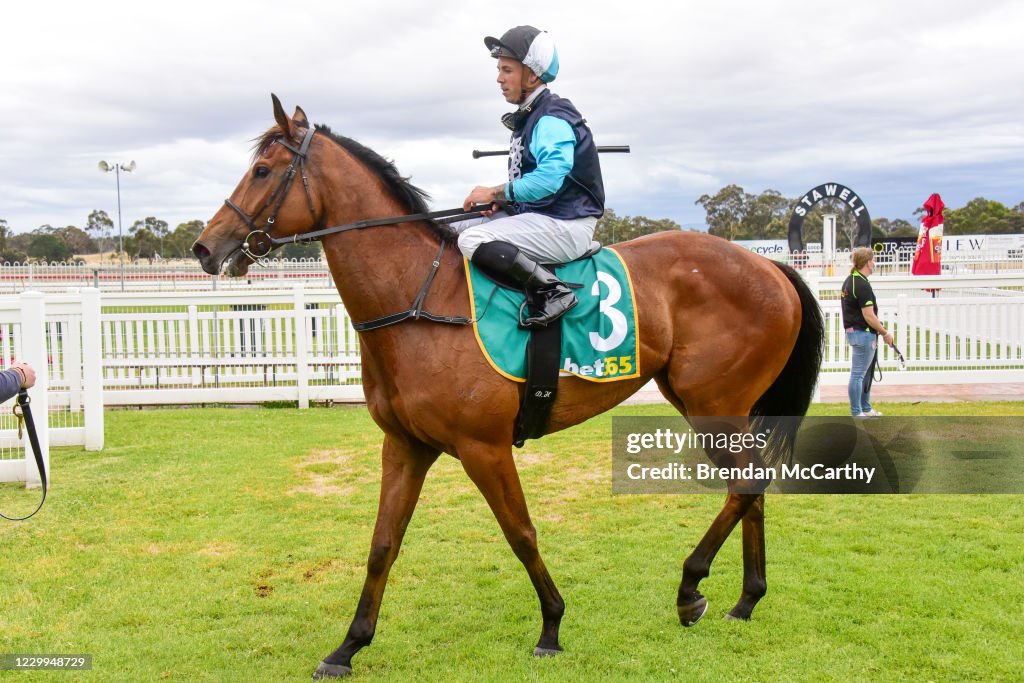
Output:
top-left (457, 25), bottom-right (605, 329)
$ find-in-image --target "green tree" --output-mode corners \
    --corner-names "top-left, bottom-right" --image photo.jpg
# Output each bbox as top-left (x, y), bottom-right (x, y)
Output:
top-left (125, 227), bottom-right (160, 260)
top-left (86, 209), bottom-right (115, 252)
top-left (695, 184), bottom-right (747, 239)
top-left (745, 190), bottom-right (790, 239)
top-left (280, 241), bottom-right (323, 260)
top-left (165, 220), bottom-right (206, 259)
top-left (695, 186), bottom-right (792, 240)
top-left (942, 198), bottom-right (1015, 235)
top-left (54, 226), bottom-right (96, 255)
top-left (873, 218), bottom-right (917, 238)
top-left (130, 217), bottom-right (170, 257)
top-left (27, 232), bottom-right (71, 262)
top-left (593, 208), bottom-right (682, 244)
top-left (0, 219), bottom-right (26, 262)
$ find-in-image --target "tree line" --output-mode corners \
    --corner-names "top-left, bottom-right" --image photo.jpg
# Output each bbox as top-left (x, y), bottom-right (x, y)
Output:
top-left (694, 186), bottom-right (1024, 247)
top-left (0, 210), bottom-right (319, 264)
top-left (2, 190), bottom-right (1022, 263)
top-left (595, 191), bottom-right (1023, 248)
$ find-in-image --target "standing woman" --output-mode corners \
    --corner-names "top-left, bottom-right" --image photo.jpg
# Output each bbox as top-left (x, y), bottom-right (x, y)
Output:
top-left (841, 248), bottom-right (893, 417)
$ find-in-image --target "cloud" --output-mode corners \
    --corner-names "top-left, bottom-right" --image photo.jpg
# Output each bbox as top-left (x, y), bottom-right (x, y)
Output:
top-left (1, 0), bottom-right (1022, 234)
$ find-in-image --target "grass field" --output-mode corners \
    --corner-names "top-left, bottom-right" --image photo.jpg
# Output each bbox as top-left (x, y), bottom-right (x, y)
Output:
top-left (2, 402), bottom-right (1023, 681)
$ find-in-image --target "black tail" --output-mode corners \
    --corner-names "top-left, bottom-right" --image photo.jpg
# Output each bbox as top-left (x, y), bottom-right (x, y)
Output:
top-left (750, 262), bottom-right (825, 467)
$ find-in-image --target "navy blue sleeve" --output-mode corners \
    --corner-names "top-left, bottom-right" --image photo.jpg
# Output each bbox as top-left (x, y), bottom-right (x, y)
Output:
top-left (0, 369), bottom-right (21, 403)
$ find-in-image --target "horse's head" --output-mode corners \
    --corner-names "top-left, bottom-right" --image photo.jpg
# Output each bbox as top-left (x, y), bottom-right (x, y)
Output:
top-left (193, 94), bottom-right (321, 276)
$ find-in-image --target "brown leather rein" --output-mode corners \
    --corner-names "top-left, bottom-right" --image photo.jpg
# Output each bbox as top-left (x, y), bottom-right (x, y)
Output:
top-left (221, 125), bottom-right (488, 331)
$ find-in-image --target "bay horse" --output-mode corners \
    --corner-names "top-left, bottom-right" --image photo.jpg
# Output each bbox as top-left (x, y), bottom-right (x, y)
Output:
top-left (193, 95), bottom-right (825, 679)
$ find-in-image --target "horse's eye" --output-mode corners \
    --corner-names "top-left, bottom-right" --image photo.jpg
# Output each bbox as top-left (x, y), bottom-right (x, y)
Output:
top-left (253, 166), bottom-right (271, 179)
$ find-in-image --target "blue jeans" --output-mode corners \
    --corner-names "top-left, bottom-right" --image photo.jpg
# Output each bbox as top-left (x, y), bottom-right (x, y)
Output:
top-left (847, 330), bottom-right (877, 416)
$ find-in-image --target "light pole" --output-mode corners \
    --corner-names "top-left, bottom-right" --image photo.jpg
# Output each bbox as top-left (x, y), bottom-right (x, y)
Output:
top-left (98, 159), bottom-right (136, 291)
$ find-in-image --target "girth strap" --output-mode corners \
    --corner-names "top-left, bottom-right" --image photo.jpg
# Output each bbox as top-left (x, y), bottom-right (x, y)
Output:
top-left (513, 319), bottom-right (563, 447)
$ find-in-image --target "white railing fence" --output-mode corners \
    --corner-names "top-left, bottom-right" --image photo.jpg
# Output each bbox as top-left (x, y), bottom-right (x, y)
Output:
top-left (6, 245), bottom-right (1024, 294)
top-left (0, 259), bottom-right (334, 294)
top-left (809, 272), bottom-right (1024, 385)
top-left (99, 286), bottom-right (363, 407)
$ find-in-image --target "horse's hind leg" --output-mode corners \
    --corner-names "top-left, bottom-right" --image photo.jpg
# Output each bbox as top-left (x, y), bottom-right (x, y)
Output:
top-left (726, 493), bottom-right (767, 621)
top-left (677, 492), bottom-right (758, 626)
top-left (459, 442), bottom-right (565, 656)
top-left (315, 434), bottom-right (438, 679)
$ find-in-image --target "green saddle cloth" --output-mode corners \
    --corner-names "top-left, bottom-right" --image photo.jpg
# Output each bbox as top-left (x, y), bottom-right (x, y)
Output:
top-left (465, 247), bottom-right (640, 382)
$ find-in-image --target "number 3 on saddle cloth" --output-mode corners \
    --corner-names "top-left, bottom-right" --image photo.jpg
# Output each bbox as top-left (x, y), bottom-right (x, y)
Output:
top-left (464, 247), bottom-right (641, 446)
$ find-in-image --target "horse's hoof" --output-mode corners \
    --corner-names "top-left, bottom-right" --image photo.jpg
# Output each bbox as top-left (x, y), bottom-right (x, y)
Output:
top-left (678, 595), bottom-right (708, 627)
top-left (724, 610), bottom-right (751, 622)
top-left (533, 646), bottom-right (563, 657)
top-left (312, 661), bottom-right (352, 679)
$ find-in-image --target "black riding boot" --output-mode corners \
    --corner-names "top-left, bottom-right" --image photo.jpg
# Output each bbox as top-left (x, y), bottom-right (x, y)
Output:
top-left (472, 241), bottom-right (578, 329)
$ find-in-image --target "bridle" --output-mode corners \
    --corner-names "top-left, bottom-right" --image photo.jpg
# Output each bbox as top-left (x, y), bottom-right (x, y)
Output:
top-left (219, 123), bottom-right (492, 332)
top-left (224, 124), bottom-right (488, 264)
top-left (224, 124), bottom-right (319, 262)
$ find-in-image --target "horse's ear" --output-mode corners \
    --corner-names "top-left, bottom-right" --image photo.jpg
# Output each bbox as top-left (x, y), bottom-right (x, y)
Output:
top-left (293, 106), bottom-right (309, 129)
top-left (271, 93), bottom-right (292, 136)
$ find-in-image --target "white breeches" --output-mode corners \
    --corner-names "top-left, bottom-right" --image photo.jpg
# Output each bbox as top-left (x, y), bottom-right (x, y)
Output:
top-left (452, 210), bottom-right (597, 263)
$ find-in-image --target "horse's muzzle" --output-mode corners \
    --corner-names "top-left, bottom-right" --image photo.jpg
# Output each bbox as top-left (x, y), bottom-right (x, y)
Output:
top-left (191, 241), bottom-right (220, 275)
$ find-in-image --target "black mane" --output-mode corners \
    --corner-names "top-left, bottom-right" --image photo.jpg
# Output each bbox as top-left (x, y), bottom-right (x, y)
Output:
top-left (317, 125), bottom-right (457, 243)
top-left (252, 123), bottom-right (456, 242)
top-left (315, 124), bottom-right (432, 214)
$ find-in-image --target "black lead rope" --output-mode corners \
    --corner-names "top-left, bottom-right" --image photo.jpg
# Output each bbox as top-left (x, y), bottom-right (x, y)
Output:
top-left (2, 389), bottom-right (47, 521)
top-left (871, 342), bottom-right (907, 385)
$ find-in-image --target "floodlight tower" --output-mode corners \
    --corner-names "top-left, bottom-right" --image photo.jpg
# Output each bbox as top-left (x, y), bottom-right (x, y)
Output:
top-left (98, 159), bottom-right (136, 291)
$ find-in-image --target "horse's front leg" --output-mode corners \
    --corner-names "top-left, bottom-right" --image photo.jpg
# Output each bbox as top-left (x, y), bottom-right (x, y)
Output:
top-left (314, 434), bottom-right (438, 680)
top-left (459, 441), bottom-right (565, 656)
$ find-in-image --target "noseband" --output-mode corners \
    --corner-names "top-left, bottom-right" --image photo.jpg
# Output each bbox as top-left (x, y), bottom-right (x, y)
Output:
top-left (224, 125), bottom-right (319, 261)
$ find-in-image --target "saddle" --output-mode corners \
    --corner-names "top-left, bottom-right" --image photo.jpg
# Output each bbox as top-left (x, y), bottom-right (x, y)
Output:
top-left (473, 241), bottom-right (602, 447)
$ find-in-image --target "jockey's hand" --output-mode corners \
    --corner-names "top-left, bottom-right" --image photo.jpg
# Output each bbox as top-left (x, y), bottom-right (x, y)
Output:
top-left (463, 185), bottom-right (501, 216)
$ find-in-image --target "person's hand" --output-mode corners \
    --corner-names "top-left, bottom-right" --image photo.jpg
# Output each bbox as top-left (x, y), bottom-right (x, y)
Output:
top-left (882, 331), bottom-right (894, 346)
top-left (11, 361), bottom-right (35, 389)
top-left (463, 185), bottom-right (500, 216)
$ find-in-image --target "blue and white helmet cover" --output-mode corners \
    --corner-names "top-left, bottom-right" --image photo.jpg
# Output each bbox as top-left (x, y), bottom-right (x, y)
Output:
top-left (523, 31), bottom-right (559, 83)
top-left (485, 25), bottom-right (560, 83)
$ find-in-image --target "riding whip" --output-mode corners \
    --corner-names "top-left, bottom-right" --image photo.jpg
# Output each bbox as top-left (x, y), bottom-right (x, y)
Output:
top-left (472, 145), bottom-right (631, 158)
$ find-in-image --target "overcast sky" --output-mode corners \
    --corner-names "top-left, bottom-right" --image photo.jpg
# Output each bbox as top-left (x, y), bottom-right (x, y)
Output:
top-left (2, 0), bottom-right (1021, 237)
